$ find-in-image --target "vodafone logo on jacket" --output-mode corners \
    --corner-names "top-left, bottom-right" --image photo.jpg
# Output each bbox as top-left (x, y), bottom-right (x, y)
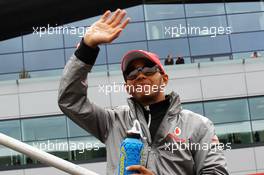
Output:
top-left (166, 126), bottom-right (187, 143)
top-left (174, 127), bottom-right (181, 136)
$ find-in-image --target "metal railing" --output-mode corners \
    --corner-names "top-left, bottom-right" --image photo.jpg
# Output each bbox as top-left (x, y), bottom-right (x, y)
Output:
top-left (0, 133), bottom-right (99, 175)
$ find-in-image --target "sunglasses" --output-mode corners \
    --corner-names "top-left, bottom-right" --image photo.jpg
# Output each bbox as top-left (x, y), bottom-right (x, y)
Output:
top-left (125, 65), bottom-right (160, 80)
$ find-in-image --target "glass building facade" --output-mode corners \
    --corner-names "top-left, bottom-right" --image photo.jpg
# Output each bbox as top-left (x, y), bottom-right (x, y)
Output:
top-left (1, 0), bottom-right (264, 171)
top-left (183, 96), bottom-right (264, 146)
top-left (0, 116), bottom-right (106, 168)
top-left (0, 1), bottom-right (264, 80)
top-left (0, 96), bottom-right (264, 168)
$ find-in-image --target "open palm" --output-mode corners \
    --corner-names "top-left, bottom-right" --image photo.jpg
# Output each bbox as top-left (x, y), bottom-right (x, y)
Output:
top-left (84, 9), bottom-right (130, 47)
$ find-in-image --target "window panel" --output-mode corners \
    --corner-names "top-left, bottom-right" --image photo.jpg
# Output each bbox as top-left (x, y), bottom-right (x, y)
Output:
top-left (0, 146), bottom-right (23, 166)
top-left (204, 99), bottom-right (250, 124)
top-left (21, 116), bottom-right (67, 141)
top-left (0, 53), bottom-right (23, 74)
top-left (67, 118), bottom-right (89, 137)
top-left (107, 42), bottom-right (147, 64)
top-left (192, 54), bottom-right (231, 63)
top-left (231, 31), bottom-right (264, 52)
top-left (126, 5), bottom-right (144, 22)
top-left (65, 5), bottom-right (143, 27)
top-left (189, 35), bottom-right (231, 56)
top-left (89, 65), bottom-right (108, 73)
top-left (148, 38), bottom-right (190, 58)
top-left (24, 49), bottom-right (65, 71)
top-left (193, 57), bottom-right (212, 63)
top-left (113, 23), bottom-right (146, 43)
top-left (0, 37), bottom-right (22, 54)
top-left (182, 102), bottom-right (204, 116)
top-left (28, 69), bottom-right (63, 78)
top-left (108, 63), bottom-right (121, 72)
top-left (249, 96), bottom-right (264, 120)
top-left (252, 120), bottom-right (264, 143)
top-left (226, 1), bottom-right (264, 14)
top-left (64, 16), bottom-right (98, 28)
top-left (233, 51), bottom-right (257, 60)
top-left (23, 31), bottom-right (63, 51)
top-left (228, 12), bottom-right (264, 33)
top-left (185, 3), bottom-right (225, 17)
top-left (146, 19), bottom-right (186, 40)
top-left (233, 50), bottom-right (264, 59)
top-left (215, 122), bottom-right (253, 145)
top-left (187, 16), bottom-right (228, 37)
top-left (0, 73), bottom-right (19, 81)
top-left (64, 28), bottom-right (84, 47)
top-left (0, 120), bottom-right (21, 140)
top-left (65, 48), bottom-right (75, 62)
top-left (212, 55), bottom-right (231, 62)
top-left (144, 3), bottom-right (185, 20)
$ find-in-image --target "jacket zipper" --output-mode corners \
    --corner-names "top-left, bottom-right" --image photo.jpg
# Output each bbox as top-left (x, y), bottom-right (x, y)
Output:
top-left (144, 105), bottom-right (152, 168)
top-left (145, 146), bottom-right (151, 168)
top-left (145, 106), bottom-right (151, 128)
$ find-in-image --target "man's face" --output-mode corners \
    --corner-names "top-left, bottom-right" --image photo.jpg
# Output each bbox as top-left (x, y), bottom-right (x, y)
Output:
top-left (124, 59), bottom-right (168, 102)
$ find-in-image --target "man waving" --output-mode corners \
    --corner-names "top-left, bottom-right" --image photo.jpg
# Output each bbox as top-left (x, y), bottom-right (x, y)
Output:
top-left (58, 9), bottom-right (229, 175)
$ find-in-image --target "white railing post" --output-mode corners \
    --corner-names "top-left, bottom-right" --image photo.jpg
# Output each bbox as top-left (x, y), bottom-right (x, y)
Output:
top-left (0, 133), bottom-right (99, 175)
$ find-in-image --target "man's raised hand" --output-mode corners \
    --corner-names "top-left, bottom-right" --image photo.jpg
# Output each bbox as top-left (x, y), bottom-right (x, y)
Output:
top-left (84, 9), bottom-right (130, 48)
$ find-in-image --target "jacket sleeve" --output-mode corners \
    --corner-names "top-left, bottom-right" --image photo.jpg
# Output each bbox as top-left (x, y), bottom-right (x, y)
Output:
top-left (58, 40), bottom-right (115, 143)
top-left (194, 119), bottom-right (230, 175)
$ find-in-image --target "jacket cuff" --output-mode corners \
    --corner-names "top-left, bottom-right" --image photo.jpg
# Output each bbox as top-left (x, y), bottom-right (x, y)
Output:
top-left (74, 38), bottom-right (100, 65)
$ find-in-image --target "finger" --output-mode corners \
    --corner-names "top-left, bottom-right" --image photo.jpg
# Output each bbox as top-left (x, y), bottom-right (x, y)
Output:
top-left (106, 9), bottom-right (121, 24)
top-left (112, 18), bottom-right (129, 35)
top-left (111, 10), bottom-right (127, 28)
top-left (100, 10), bottom-right (111, 22)
top-left (127, 165), bottom-right (147, 173)
top-left (107, 28), bottom-right (122, 42)
top-left (119, 18), bottom-right (130, 29)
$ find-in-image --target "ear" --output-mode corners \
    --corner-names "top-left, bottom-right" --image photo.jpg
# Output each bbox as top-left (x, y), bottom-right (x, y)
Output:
top-left (162, 74), bottom-right (169, 86)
